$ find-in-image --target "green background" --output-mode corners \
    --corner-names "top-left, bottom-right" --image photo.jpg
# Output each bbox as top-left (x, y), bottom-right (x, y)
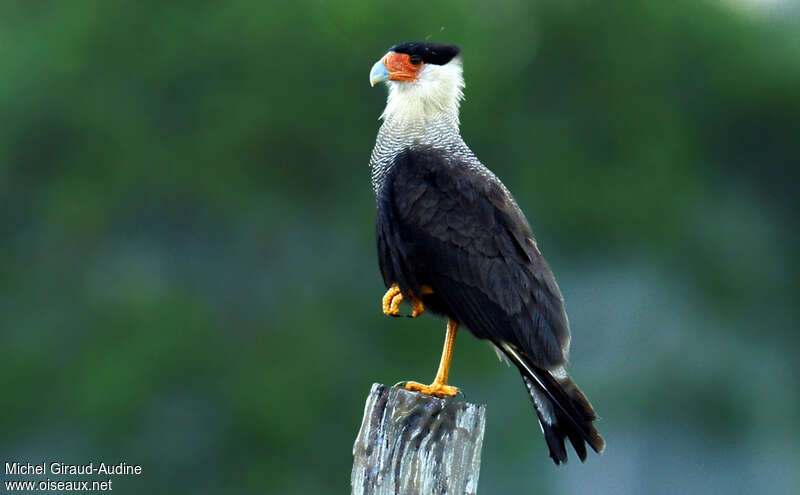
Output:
top-left (1, 1), bottom-right (798, 493)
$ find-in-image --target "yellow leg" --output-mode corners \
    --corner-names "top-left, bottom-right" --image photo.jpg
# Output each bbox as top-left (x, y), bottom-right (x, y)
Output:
top-left (403, 318), bottom-right (459, 398)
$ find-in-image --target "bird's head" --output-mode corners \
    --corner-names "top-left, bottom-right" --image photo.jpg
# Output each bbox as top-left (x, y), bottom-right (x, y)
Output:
top-left (370, 42), bottom-right (464, 123)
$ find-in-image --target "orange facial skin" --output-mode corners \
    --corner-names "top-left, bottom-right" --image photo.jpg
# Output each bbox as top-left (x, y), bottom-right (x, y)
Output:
top-left (383, 52), bottom-right (423, 82)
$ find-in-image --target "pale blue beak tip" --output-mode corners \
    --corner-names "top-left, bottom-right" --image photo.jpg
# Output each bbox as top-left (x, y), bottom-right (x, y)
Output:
top-left (369, 60), bottom-right (390, 87)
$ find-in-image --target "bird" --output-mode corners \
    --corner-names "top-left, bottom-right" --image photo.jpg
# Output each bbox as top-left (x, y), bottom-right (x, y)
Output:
top-left (367, 41), bottom-right (605, 464)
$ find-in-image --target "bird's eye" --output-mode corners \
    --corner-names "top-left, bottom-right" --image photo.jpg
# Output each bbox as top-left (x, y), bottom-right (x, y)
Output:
top-left (409, 55), bottom-right (423, 66)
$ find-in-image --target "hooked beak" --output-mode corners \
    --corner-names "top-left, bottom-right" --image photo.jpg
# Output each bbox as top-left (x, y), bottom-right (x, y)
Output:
top-left (369, 58), bottom-right (390, 87)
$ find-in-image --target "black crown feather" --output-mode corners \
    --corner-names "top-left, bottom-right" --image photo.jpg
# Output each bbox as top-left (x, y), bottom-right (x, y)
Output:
top-left (389, 42), bottom-right (461, 66)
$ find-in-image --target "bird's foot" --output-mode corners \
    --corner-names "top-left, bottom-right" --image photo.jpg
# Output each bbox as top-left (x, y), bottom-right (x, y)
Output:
top-left (382, 284), bottom-right (404, 316)
top-left (382, 284), bottom-right (429, 318)
top-left (399, 380), bottom-right (459, 398)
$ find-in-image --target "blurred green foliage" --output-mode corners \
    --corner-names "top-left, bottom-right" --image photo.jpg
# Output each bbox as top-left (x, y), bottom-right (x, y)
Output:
top-left (1, 1), bottom-right (798, 493)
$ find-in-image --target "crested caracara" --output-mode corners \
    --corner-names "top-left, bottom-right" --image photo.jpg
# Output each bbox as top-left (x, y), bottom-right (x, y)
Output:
top-left (369, 42), bottom-right (605, 464)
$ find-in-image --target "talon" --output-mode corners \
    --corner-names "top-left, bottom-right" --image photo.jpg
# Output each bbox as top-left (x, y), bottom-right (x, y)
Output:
top-left (410, 285), bottom-right (432, 317)
top-left (389, 292), bottom-right (403, 315)
top-left (411, 297), bottom-right (425, 318)
top-left (404, 380), bottom-right (459, 398)
top-left (382, 284), bottom-right (403, 316)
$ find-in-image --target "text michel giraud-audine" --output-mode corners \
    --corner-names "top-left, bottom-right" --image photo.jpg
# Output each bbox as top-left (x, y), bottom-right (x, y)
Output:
top-left (5, 461), bottom-right (142, 476)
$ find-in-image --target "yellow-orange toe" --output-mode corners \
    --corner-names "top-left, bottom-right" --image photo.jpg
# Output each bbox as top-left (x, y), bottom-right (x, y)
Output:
top-left (402, 380), bottom-right (459, 398)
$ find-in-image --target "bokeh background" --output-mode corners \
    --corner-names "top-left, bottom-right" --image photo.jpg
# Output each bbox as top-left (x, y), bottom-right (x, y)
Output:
top-left (1, 1), bottom-right (798, 493)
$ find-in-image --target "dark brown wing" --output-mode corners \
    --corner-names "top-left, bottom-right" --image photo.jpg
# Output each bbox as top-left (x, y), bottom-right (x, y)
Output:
top-left (376, 146), bottom-right (570, 368)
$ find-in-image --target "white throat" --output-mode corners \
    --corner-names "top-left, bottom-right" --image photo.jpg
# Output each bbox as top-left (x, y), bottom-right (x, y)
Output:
top-left (380, 59), bottom-right (465, 129)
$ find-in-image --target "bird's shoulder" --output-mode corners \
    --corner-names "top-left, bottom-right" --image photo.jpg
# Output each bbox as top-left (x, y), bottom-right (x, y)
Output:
top-left (386, 145), bottom-right (533, 259)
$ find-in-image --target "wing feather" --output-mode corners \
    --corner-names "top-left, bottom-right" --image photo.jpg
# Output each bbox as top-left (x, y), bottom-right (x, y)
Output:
top-left (378, 146), bottom-right (570, 368)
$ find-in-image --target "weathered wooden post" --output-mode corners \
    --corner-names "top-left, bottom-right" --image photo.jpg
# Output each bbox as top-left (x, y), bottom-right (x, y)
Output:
top-left (352, 383), bottom-right (487, 495)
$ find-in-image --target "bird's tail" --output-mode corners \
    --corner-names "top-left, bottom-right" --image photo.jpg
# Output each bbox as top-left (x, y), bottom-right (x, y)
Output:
top-left (496, 341), bottom-right (605, 464)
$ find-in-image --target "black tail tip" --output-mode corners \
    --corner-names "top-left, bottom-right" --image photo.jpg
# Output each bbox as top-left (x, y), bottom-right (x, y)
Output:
top-left (543, 421), bottom-right (604, 465)
top-left (520, 372), bottom-right (605, 465)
